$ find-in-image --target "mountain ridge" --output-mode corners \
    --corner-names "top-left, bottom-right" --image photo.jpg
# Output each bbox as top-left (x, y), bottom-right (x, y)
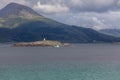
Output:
top-left (0, 3), bottom-right (41, 18)
top-left (100, 29), bottom-right (120, 37)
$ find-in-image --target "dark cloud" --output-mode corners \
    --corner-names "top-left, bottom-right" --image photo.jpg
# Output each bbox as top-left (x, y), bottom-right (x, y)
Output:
top-left (68, 0), bottom-right (118, 12)
top-left (31, 0), bottom-right (120, 13)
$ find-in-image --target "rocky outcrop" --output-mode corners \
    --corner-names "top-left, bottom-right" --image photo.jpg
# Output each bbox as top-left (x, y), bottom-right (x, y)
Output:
top-left (13, 40), bottom-right (70, 47)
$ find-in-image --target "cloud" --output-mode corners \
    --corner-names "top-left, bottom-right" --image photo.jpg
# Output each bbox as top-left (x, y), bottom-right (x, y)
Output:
top-left (69, 0), bottom-right (117, 12)
top-left (33, 1), bottom-right (69, 14)
top-left (30, 0), bottom-right (120, 30)
top-left (2, 0), bottom-right (120, 13)
top-left (44, 11), bottom-right (120, 30)
top-left (31, 0), bottom-right (120, 13)
top-left (90, 17), bottom-right (105, 30)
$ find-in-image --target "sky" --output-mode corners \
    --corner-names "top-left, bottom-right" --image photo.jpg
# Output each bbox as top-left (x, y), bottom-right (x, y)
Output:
top-left (0, 0), bottom-right (120, 30)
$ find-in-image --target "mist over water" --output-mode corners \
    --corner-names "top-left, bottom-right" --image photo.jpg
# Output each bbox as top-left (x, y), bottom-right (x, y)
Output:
top-left (0, 44), bottom-right (120, 80)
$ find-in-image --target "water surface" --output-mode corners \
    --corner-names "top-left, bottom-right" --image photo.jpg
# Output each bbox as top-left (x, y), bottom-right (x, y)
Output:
top-left (0, 44), bottom-right (120, 80)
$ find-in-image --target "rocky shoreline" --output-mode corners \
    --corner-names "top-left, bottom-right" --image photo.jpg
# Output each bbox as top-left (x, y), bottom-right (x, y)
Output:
top-left (13, 40), bottom-right (70, 47)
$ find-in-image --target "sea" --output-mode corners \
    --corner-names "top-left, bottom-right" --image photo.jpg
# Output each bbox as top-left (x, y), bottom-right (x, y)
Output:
top-left (0, 43), bottom-right (120, 80)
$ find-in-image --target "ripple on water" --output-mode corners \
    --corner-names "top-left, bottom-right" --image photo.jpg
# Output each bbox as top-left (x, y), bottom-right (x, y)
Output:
top-left (0, 63), bottom-right (120, 80)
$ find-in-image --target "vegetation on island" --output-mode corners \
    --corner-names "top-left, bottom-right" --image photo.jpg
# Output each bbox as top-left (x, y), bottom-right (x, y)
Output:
top-left (13, 39), bottom-right (70, 47)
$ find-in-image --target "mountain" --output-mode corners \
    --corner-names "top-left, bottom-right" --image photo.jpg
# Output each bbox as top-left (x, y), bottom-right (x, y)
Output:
top-left (0, 3), bottom-right (40, 18)
top-left (100, 29), bottom-right (120, 38)
top-left (0, 3), bottom-right (52, 28)
top-left (0, 3), bottom-right (120, 43)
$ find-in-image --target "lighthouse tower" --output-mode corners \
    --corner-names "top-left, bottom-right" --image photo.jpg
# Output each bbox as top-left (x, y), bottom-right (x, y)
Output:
top-left (43, 38), bottom-right (46, 41)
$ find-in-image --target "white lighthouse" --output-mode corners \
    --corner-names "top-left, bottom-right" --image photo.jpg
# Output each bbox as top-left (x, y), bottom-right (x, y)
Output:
top-left (43, 38), bottom-right (46, 41)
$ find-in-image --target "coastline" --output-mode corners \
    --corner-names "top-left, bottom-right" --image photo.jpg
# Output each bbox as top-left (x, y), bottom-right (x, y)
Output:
top-left (13, 40), bottom-right (70, 47)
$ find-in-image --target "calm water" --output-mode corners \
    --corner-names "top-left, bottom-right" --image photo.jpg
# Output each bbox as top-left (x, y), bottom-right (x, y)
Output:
top-left (0, 44), bottom-right (120, 80)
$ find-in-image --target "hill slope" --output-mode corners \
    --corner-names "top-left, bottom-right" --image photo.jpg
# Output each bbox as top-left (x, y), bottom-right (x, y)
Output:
top-left (100, 29), bottom-right (120, 38)
top-left (0, 3), bottom-right (120, 43)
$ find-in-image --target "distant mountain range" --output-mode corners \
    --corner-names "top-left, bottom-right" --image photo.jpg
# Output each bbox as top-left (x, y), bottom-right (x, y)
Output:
top-left (100, 29), bottom-right (120, 38)
top-left (0, 3), bottom-right (120, 43)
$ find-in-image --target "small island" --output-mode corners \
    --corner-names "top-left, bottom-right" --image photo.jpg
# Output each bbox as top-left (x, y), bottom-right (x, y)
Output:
top-left (13, 38), bottom-right (70, 47)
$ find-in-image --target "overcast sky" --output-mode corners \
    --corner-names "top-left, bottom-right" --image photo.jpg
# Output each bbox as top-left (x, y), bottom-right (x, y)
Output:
top-left (1, 0), bottom-right (120, 30)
